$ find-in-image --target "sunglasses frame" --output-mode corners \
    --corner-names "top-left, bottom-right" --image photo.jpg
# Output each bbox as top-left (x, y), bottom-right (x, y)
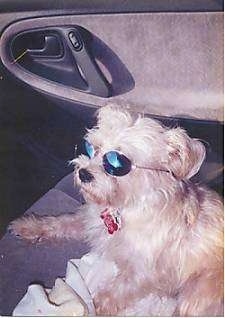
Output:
top-left (77, 138), bottom-right (172, 178)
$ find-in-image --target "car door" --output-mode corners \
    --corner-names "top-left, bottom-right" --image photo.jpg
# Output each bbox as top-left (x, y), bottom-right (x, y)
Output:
top-left (0, 0), bottom-right (223, 233)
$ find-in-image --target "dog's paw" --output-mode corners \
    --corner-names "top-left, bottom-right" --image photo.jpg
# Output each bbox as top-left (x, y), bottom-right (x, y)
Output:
top-left (8, 215), bottom-right (44, 242)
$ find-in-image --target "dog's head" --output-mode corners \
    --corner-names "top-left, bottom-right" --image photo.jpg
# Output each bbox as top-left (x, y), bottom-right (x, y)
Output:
top-left (73, 104), bottom-right (205, 207)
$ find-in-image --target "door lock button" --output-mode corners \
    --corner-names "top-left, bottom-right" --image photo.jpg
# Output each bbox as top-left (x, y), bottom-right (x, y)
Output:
top-left (68, 31), bottom-right (83, 51)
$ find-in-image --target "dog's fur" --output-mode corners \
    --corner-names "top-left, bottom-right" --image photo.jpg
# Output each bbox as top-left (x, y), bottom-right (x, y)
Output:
top-left (10, 105), bottom-right (224, 316)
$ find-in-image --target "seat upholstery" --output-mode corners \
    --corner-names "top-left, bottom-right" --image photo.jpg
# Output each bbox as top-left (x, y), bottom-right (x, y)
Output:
top-left (54, 173), bottom-right (85, 204)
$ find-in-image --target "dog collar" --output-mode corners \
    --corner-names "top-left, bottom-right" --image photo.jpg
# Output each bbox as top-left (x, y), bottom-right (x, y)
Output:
top-left (100, 208), bottom-right (121, 235)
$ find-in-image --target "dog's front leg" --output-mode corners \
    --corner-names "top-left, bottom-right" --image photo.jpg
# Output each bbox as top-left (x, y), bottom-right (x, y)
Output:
top-left (8, 213), bottom-right (84, 242)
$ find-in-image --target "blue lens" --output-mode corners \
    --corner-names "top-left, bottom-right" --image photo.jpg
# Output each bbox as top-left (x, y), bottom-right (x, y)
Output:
top-left (103, 151), bottom-right (132, 176)
top-left (84, 140), bottom-right (95, 158)
top-left (106, 152), bottom-right (122, 168)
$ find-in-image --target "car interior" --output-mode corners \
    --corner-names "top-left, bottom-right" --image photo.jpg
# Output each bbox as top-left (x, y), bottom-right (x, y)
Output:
top-left (0, 0), bottom-right (223, 315)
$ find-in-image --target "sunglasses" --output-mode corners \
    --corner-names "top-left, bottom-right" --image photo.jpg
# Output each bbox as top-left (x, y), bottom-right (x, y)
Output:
top-left (77, 139), bottom-right (171, 177)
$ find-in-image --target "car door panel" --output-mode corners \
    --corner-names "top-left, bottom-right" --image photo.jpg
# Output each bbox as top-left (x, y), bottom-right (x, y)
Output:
top-left (0, 12), bottom-right (223, 121)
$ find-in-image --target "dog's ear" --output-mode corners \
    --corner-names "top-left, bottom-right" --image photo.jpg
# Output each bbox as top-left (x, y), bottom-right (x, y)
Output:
top-left (165, 127), bottom-right (206, 180)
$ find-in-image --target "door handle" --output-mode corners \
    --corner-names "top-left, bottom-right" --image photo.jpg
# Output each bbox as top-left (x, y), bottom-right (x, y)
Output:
top-left (28, 35), bottom-right (62, 58)
top-left (11, 26), bottom-right (111, 98)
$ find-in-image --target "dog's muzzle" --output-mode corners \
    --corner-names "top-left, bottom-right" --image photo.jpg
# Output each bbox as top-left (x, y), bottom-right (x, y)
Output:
top-left (78, 168), bottom-right (94, 183)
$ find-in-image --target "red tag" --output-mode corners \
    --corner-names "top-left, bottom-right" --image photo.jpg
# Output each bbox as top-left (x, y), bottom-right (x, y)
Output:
top-left (100, 209), bottom-right (119, 235)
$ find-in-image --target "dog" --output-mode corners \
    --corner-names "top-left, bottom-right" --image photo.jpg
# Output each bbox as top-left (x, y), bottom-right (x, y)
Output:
top-left (9, 104), bottom-right (224, 316)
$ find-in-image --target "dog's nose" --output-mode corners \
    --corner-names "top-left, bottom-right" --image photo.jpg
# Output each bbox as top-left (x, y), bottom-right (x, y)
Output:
top-left (79, 168), bottom-right (94, 183)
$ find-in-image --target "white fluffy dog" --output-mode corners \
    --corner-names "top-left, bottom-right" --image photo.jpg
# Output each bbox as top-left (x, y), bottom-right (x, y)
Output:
top-left (10, 104), bottom-right (223, 316)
